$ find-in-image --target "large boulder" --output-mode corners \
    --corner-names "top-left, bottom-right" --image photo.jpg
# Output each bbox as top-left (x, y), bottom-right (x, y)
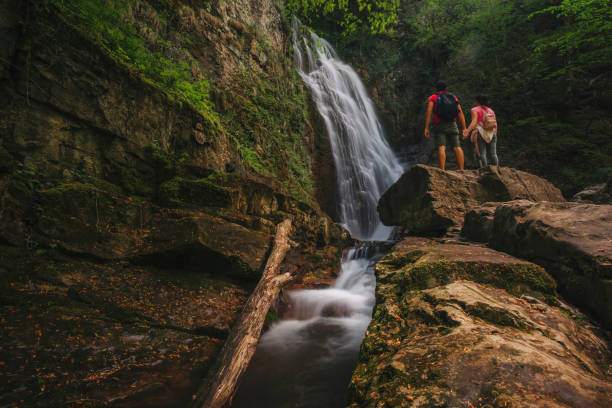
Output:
top-left (572, 176), bottom-right (612, 204)
top-left (377, 165), bottom-right (564, 234)
top-left (463, 200), bottom-right (612, 328)
top-left (349, 237), bottom-right (612, 408)
top-left (32, 183), bottom-right (272, 280)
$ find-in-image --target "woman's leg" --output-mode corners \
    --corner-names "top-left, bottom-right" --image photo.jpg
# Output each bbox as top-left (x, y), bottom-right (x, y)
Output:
top-left (478, 135), bottom-right (488, 167)
top-left (488, 133), bottom-right (499, 166)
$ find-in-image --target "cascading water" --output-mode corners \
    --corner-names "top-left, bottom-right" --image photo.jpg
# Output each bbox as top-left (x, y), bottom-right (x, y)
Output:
top-left (231, 20), bottom-right (403, 408)
top-left (292, 21), bottom-right (403, 241)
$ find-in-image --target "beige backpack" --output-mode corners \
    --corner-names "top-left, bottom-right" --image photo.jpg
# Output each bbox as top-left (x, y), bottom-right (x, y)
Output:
top-left (481, 107), bottom-right (497, 130)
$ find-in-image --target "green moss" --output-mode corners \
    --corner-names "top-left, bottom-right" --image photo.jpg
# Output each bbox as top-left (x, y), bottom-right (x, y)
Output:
top-left (51, 0), bottom-right (222, 136)
top-left (41, 182), bottom-right (100, 198)
top-left (85, 176), bottom-right (124, 196)
top-left (464, 302), bottom-right (532, 330)
top-left (222, 67), bottom-right (314, 204)
top-left (379, 251), bottom-right (426, 269)
top-left (264, 310), bottom-right (279, 325)
top-left (376, 251), bottom-right (556, 301)
top-left (205, 170), bottom-right (230, 184)
top-left (116, 166), bottom-right (154, 198)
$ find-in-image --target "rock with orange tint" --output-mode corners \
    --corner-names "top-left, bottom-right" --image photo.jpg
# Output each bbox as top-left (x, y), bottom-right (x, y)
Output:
top-left (377, 165), bottom-right (564, 235)
top-left (349, 237), bottom-right (612, 408)
top-left (463, 199), bottom-right (612, 329)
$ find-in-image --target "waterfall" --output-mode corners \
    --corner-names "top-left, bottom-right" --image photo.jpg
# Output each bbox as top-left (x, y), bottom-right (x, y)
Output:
top-left (231, 21), bottom-right (403, 408)
top-left (292, 20), bottom-right (403, 241)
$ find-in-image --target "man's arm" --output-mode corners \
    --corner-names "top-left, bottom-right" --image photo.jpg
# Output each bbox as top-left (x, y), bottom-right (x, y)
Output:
top-left (424, 101), bottom-right (434, 138)
top-left (463, 109), bottom-right (478, 139)
top-left (457, 104), bottom-right (467, 132)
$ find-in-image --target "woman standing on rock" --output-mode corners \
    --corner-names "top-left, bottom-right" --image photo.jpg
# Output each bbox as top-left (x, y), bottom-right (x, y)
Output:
top-left (463, 95), bottom-right (499, 168)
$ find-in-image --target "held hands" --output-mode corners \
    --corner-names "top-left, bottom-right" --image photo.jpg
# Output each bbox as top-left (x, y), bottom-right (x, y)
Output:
top-left (462, 128), bottom-right (470, 139)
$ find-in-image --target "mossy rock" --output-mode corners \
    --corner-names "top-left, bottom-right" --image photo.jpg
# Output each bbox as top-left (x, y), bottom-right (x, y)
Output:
top-left (159, 177), bottom-right (232, 209)
top-left (463, 302), bottom-right (532, 330)
top-left (38, 182), bottom-right (126, 224)
top-left (349, 239), bottom-right (611, 408)
top-left (376, 247), bottom-right (556, 302)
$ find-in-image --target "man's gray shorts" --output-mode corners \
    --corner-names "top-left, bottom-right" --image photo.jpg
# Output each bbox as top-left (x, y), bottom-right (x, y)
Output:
top-left (432, 122), bottom-right (460, 148)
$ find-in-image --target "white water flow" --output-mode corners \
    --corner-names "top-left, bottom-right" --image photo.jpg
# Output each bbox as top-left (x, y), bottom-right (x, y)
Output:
top-left (231, 21), bottom-right (403, 408)
top-left (293, 23), bottom-right (403, 241)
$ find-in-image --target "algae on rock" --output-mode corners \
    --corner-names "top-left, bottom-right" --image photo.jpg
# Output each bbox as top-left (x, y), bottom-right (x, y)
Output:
top-left (349, 237), bottom-right (612, 408)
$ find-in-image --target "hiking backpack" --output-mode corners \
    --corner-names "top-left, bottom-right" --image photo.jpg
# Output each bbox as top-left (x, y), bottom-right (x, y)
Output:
top-left (435, 92), bottom-right (459, 122)
top-left (481, 107), bottom-right (497, 130)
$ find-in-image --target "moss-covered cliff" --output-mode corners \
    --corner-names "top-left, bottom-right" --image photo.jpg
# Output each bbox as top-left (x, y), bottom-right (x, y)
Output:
top-left (2, 0), bottom-right (317, 204)
top-left (0, 1), bottom-right (348, 406)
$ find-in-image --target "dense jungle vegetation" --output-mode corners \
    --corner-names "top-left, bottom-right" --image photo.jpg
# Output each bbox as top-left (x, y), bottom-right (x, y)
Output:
top-left (291, 0), bottom-right (612, 194)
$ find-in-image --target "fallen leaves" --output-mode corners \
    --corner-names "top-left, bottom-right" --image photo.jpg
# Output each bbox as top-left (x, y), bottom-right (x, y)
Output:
top-left (1, 257), bottom-right (246, 407)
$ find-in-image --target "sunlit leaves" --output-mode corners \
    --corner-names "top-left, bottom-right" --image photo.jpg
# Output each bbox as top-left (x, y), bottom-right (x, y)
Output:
top-left (287, 0), bottom-right (400, 35)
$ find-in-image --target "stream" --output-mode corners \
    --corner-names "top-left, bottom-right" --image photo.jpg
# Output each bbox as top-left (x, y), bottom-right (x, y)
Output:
top-left (231, 20), bottom-right (403, 408)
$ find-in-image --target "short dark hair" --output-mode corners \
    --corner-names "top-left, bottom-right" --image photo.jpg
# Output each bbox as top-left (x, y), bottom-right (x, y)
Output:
top-left (475, 94), bottom-right (489, 106)
top-left (436, 80), bottom-right (447, 91)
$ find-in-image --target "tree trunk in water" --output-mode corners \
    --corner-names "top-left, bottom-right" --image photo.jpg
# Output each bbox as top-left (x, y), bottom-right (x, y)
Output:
top-left (190, 218), bottom-right (294, 408)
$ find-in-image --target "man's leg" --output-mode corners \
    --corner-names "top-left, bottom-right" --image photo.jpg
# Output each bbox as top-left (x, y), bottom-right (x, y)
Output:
top-left (434, 128), bottom-right (447, 170)
top-left (447, 124), bottom-right (463, 170)
top-left (438, 145), bottom-right (446, 170)
top-left (453, 146), bottom-right (465, 170)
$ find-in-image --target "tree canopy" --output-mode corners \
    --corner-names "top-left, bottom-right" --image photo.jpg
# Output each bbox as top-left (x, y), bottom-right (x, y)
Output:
top-left (287, 0), bottom-right (400, 34)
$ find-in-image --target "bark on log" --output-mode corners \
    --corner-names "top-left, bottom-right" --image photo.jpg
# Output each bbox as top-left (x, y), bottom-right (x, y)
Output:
top-left (190, 218), bottom-right (294, 408)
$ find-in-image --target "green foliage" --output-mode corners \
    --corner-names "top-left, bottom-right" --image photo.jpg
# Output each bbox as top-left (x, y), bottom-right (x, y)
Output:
top-left (427, 0), bottom-right (610, 194)
top-left (530, 0), bottom-right (612, 78)
top-left (51, 0), bottom-right (219, 131)
top-left (287, 0), bottom-right (400, 35)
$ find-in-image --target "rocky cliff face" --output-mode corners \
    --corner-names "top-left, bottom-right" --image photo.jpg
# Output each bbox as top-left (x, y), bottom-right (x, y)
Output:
top-left (0, 1), bottom-right (346, 406)
top-left (0, 0), bottom-right (349, 277)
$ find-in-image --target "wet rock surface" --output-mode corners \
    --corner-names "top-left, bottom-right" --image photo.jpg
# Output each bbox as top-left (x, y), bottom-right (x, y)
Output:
top-left (349, 237), bottom-right (612, 408)
top-left (463, 200), bottom-right (612, 328)
top-left (377, 165), bottom-right (564, 234)
top-left (0, 247), bottom-right (248, 408)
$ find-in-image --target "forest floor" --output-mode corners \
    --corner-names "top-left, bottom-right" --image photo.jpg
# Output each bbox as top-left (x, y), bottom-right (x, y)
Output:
top-left (0, 246), bottom-right (250, 408)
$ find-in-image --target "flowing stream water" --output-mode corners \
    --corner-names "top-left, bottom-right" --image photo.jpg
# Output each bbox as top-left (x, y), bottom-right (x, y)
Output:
top-left (231, 21), bottom-right (403, 408)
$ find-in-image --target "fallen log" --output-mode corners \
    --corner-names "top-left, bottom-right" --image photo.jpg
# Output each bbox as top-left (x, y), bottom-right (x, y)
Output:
top-left (190, 218), bottom-right (294, 408)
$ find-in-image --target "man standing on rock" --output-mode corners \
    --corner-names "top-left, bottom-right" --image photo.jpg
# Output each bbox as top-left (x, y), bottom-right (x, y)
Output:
top-left (424, 80), bottom-right (467, 170)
